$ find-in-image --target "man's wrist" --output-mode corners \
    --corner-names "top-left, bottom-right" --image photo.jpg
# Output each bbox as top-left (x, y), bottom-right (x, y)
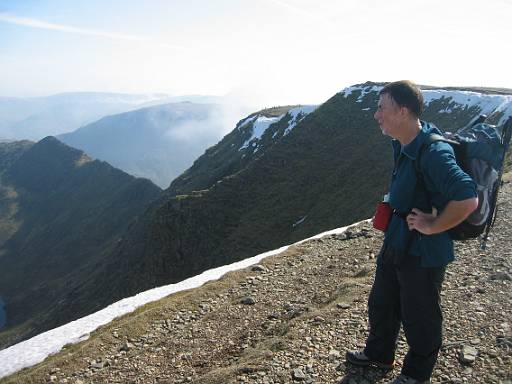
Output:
top-left (426, 218), bottom-right (440, 235)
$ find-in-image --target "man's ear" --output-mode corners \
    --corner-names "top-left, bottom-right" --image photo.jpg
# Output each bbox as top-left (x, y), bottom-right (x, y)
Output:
top-left (399, 106), bottom-right (411, 118)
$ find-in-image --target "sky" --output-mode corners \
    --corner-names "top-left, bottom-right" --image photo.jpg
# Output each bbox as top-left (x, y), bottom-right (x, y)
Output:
top-left (0, 217), bottom-right (366, 379)
top-left (0, 0), bottom-right (511, 107)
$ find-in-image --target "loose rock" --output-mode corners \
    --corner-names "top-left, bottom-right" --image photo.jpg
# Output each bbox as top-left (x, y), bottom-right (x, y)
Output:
top-left (241, 297), bottom-right (256, 305)
top-left (292, 368), bottom-right (306, 381)
top-left (459, 345), bottom-right (478, 364)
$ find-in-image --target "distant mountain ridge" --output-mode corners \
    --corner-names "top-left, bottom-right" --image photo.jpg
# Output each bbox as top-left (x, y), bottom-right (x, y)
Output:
top-left (0, 92), bottom-right (226, 141)
top-left (58, 102), bottom-right (233, 188)
top-left (1, 82), bottom-right (511, 350)
top-left (0, 137), bottom-right (161, 348)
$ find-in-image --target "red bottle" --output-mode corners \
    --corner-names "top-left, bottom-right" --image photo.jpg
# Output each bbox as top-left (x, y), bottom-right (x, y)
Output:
top-left (373, 194), bottom-right (392, 232)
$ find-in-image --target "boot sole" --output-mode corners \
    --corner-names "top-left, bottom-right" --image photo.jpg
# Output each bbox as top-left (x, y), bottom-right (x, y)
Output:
top-left (346, 354), bottom-right (395, 370)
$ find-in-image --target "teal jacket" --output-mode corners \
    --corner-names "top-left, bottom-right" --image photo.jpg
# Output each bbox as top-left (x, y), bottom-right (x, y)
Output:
top-left (384, 121), bottom-right (477, 267)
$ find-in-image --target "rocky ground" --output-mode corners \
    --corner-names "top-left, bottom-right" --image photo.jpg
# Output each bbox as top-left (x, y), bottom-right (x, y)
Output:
top-left (3, 181), bottom-right (512, 384)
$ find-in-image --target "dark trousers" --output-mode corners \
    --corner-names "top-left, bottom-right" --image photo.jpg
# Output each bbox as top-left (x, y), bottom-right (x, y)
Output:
top-left (364, 247), bottom-right (446, 381)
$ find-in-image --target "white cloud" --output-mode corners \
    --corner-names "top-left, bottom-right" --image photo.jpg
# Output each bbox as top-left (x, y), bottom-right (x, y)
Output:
top-left (0, 12), bottom-right (184, 50)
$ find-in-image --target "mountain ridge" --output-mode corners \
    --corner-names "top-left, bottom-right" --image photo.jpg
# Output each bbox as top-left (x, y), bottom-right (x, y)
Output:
top-left (0, 137), bottom-right (162, 348)
top-left (58, 101), bottom-right (239, 188)
top-left (0, 92), bottom-right (229, 141)
top-left (354, 81), bottom-right (512, 95)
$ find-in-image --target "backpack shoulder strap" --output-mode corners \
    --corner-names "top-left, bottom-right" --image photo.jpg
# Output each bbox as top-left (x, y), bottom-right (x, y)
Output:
top-left (415, 133), bottom-right (459, 173)
top-left (413, 133), bottom-right (458, 213)
top-left (403, 134), bottom-right (446, 254)
top-left (415, 133), bottom-right (446, 174)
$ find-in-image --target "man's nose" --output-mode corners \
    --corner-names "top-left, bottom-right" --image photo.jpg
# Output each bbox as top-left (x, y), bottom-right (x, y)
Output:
top-left (374, 110), bottom-right (379, 120)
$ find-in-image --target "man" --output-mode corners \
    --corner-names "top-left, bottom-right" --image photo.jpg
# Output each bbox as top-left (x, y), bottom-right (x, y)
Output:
top-left (346, 81), bottom-right (478, 384)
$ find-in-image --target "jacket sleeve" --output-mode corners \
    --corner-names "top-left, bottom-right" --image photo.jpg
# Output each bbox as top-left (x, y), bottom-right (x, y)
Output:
top-left (421, 141), bottom-right (477, 201)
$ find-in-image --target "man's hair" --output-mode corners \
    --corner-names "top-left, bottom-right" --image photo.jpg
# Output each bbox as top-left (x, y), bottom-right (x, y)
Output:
top-left (379, 80), bottom-right (423, 118)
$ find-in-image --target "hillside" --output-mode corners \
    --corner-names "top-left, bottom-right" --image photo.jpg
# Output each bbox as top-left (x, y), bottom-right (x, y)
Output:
top-left (0, 140), bottom-right (33, 245)
top-left (167, 105), bottom-right (317, 196)
top-left (58, 102), bottom-right (231, 188)
top-left (2, 82), bottom-right (511, 354)
top-left (63, 89), bottom-right (392, 318)
top-left (3, 177), bottom-right (510, 384)
top-left (170, 82), bottom-right (512, 198)
top-left (0, 137), bottom-right (162, 348)
top-left (83, 82), bottom-right (512, 308)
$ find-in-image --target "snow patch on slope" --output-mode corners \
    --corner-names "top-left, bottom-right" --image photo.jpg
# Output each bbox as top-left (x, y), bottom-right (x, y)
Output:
top-left (342, 85), bottom-right (382, 102)
top-left (237, 115), bottom-right (257, 131)
top-left (292, 215), bottom-right (307, 227)
top-left (283, 105), bottom-right (317, 136)
top-left (239, 115), bottom-right (282, 150)
top-left (423, 90), bottom-right (512, 124)
top-left (340, 84), bottom-right (512, 124)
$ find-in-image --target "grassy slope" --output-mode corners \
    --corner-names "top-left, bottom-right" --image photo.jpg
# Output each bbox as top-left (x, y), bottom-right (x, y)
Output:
top-left (96, 84), bottom-right (512, 309)
top-left (74, 89), bottom-right (393, 310)
top-left (0, 138), bottom-right (162, 348)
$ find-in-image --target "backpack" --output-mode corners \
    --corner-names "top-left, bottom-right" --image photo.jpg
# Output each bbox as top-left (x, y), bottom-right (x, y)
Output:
top-left (416, 115), bottom-right (512, 248)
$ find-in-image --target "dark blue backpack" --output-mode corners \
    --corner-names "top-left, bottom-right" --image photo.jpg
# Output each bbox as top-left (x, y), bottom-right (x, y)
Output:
top-left (416, 116), bottom-right (512, 248)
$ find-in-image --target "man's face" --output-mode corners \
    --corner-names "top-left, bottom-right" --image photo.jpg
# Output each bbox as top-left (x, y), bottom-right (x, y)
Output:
top-left (374, 93), bottom-right (402, 138)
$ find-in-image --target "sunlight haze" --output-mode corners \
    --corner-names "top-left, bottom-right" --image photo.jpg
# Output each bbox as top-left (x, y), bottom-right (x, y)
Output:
top-left (0, 0), bottom-right (510, 107)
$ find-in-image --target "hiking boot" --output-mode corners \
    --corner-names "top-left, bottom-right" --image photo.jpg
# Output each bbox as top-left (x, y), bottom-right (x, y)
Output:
top-left (345, 349), bottom-right (395, 369)
top-left (388, 374), bottom-right (430, 384)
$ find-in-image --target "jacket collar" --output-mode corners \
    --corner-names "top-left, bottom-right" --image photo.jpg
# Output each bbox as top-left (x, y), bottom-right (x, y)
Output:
top-left (392, 121), bottom-right (441, 160)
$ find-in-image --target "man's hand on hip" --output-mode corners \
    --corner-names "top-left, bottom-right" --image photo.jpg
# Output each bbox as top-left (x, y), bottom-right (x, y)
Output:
top-left (406, 197), bottom-right (479, 235)
top-left (406, 208), bottom-right (438, 235)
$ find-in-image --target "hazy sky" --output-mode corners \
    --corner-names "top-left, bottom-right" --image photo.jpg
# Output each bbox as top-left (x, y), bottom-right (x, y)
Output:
top-left (1, 0), bottom-right (510, 106)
